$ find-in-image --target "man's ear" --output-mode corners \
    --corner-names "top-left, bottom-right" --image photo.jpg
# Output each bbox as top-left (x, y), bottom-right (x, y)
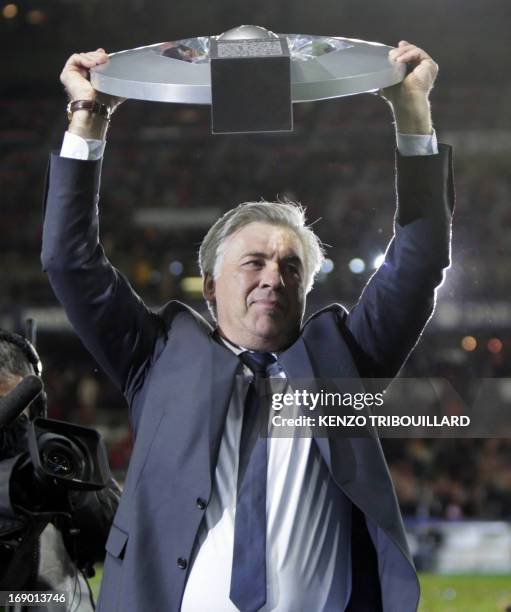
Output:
top-left (203, 273), bottom-right (216, 301)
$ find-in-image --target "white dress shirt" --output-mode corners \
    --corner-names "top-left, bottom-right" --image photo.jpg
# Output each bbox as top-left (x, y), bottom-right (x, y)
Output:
top-left (181, 342), bottom-right (352, 612)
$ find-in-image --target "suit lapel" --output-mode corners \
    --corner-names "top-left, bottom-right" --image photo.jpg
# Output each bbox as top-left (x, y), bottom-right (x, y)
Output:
top-left (208, 335), bottom-right (241, 481)
top-left (278, 335), bottom-right (334, 476)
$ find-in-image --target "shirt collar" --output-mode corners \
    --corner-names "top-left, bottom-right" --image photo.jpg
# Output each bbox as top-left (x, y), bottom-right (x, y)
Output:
top-left (215, 330), bottom-right (278, 361)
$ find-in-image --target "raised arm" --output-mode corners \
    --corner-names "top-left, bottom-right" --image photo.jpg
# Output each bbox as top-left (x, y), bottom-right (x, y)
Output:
top-left (383, 40), bottom-right (437, 136)
top-left (59, 49), bottom-right (123, 140)
top-left (344, 42), bottom-right (454, 378)
top-left (42, 51), bottom-right (163, 406)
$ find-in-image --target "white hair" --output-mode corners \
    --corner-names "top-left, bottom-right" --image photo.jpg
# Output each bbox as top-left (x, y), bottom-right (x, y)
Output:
top-left (198, 200), bottom-right (325, 319)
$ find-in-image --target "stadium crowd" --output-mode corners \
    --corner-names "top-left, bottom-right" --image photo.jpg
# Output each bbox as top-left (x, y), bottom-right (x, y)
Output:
top-left (2, 75), bottom-right (511, 522)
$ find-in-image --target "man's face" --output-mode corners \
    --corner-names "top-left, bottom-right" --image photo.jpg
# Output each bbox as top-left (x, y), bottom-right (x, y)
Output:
top-left (204, 221), bottom-right (307, 351)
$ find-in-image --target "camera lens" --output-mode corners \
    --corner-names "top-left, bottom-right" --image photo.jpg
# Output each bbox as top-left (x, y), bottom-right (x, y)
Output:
top-left (38, 433), bottom-right (88, 481)
top-left (44, 444), bottom-right (76, 476)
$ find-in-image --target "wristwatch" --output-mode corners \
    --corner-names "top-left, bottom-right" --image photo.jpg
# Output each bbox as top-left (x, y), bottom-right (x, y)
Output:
top-left (66, 99), bottom-right (112, 122)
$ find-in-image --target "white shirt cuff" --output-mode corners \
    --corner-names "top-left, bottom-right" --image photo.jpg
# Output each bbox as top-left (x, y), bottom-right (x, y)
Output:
top-left (60, 131), bottom-right (106, 161)
top-left (396, 130), bottom-right (438, 156)
top-left (58, 129), bottom-right (438, 161)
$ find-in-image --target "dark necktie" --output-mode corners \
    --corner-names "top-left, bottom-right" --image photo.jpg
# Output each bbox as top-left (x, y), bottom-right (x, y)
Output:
top-left (229, 350), bottom-right (277, 612)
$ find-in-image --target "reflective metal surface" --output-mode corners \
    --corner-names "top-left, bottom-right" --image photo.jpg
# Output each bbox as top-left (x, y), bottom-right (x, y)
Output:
top-left (217, 25), bottom-right (279, 40)
top-left (91, 32), bottom-right (406, 104)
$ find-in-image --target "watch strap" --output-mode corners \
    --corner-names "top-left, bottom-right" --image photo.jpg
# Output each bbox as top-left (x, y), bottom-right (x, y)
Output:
top-left (66, 99), bottom-right (112, 122)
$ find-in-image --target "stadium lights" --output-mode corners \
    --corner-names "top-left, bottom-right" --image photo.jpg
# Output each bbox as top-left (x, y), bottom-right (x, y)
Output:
top-left (320, 258), bottom-right (334, 274)
top-left (169, 261), bottom-right (184, 276)
top-left (2, 4), bottom-right (18, 18)
top-left (348, 258), bottom-right (365, 274)
top-left (372, 253), bottom-right (385, 269)
top-left (488, 338), bottom-right (503, 354)
top-left (27, 9), bottom-right (45, 24)
top-left (180, 277), bottom-right (203, 294)
top-left (461, 336), bottom-right (477, 352)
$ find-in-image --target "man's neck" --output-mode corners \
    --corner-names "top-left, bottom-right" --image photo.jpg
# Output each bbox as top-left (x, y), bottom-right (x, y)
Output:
top-left (215, 328), bottom-right (297, 354)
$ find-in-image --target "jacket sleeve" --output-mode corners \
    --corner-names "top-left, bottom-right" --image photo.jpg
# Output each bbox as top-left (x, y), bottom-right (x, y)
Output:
top-left (344, 144), bottom-right (455, 378)
top-left (41, 153), bottom-right (165, 404)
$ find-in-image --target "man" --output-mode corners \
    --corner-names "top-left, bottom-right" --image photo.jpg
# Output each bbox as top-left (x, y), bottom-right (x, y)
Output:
top-left (0, 331), bottom-right (121, 611)
top-left (42, 41), bottom-right (453, 611)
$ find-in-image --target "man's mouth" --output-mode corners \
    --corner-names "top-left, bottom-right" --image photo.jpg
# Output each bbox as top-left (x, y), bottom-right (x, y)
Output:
top-left (251, 299), bottom-right (284, 310)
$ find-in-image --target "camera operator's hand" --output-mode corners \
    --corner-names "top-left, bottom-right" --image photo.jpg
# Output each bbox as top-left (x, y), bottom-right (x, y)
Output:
top-left (60, 49), bottom-right (125, 139)
top-left (66, 477), bottom-right (121, 569)
top-left (381, 41), bottom-right (438, 135)
top-left (9, 453), bottom-right (46, 511)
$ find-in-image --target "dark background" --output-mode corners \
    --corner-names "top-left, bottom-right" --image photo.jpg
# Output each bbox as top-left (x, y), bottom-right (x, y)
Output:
top-left (1, 0), bottom-right (511, 520)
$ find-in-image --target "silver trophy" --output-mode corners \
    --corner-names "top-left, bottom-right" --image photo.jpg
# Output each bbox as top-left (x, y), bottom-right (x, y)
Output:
top-left (91, 25), bottom-right (405, 134)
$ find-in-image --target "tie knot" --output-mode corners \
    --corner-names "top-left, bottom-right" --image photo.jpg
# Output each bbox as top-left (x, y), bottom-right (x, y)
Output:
top-left (240, 351), bottom-right (277, 376)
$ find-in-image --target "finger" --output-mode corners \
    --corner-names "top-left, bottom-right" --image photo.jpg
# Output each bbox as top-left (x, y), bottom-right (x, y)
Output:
top-left (64, 51), bottom-right (107, 71)
top-left (389, 44), bottom-right (417, 60)
top-left (393, 48), bottom-right (430, 64)
top-left (80, 50), bottom-right (108, 60)
top-left (63, 53), bottom-right (94, 72)
top-left (389, 41), bottom-right (413, 55)
top-left (390, 41), bottom-right (429, 59)
top-left (60, 54), bottom-right (96, 87)
top-left (79, 51), bottom-right (108, 65)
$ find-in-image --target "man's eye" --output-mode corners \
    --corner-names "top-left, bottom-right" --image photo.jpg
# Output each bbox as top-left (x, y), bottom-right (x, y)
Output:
top-left (244, 260), bottom-right (263, 268)
top-left (286, 263), bottom-right (301, 275)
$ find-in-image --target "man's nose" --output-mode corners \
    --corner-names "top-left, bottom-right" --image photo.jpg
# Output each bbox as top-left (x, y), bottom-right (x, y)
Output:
top-left (260, 262), bottom-right (284, 288)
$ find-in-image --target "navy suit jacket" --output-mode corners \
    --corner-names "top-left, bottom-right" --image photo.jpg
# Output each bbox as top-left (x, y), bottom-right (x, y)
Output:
top-left (41, 145), bottom-right (453, 612)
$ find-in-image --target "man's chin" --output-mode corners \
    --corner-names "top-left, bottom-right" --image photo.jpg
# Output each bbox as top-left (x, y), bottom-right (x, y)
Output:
top-left (253, 311), bottom-right (285, 329)
top-left (251, 317), bottom-right (297, 344)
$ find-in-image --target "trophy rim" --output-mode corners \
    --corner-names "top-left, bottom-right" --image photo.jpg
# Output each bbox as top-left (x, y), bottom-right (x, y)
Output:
top-left (90, 34), bottom-right (406, 104)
